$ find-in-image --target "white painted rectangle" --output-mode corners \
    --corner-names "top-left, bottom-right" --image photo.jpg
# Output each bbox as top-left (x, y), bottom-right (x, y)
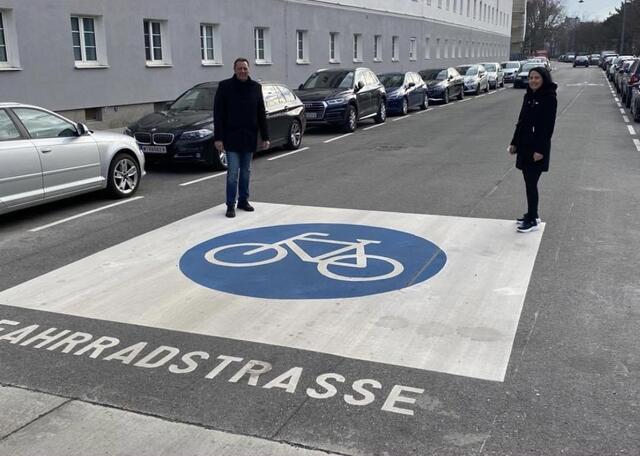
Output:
top-left (0, 203), bottom-right (545, 382)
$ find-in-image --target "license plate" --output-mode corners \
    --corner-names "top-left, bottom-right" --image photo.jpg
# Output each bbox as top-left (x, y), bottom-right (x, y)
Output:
top-left (140, 145), bottom-right (167, 154)
top-left (305, 112), bottom-right (318, 119)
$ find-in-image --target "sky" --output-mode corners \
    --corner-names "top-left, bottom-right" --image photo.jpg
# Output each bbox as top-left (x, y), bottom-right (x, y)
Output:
top-left (564, 0), bottom-right (622, 21)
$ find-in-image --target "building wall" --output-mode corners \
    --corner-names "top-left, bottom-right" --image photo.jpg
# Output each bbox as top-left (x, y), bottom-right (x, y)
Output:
top-left (0, 0), bottom-right (513, 128)
top-left (510, 0), bottom-right (526, 56)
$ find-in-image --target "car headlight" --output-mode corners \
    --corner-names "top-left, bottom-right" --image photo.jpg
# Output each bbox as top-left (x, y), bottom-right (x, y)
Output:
top-left (181, 128), bottom-right (214, 140)
top-left (326, 97), bottom-right (346, 105)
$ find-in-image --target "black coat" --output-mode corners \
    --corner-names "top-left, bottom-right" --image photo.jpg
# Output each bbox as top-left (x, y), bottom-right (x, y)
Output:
top-left (510, 83), bottom-right (558, 172)
top-left (213, 75), bottom-right (269, 153)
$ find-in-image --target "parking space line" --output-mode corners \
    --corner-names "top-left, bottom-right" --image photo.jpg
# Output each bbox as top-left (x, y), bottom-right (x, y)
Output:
top-left (324, 133), bottom-right (353, 143)
top-left (180, 172), bottom-right (226, 187)
top-left (29, 197), bottom-right (144, 233)
top-left (615, 97), bottom-right (620, 102)
top-left (267, 147), bottom-right (310, 161)
top-left (623, 115), bottom-right (630, 123)
top-left (628, 125), bottom-right (636, 135)
top-left (363, 123), bottom-right (386, 130)
top-left (620, 108), bottom-right (626, 114)
top-left (478, 94), bottom-right (486, 98)
top-left (617, 102), bottom-right (622, 108)
top-left (392, 115), bottom-right (412, 122)
top-left (634, 139), bottom-right (640, 151)
top-left (414, 108), bottom-right (431, 113)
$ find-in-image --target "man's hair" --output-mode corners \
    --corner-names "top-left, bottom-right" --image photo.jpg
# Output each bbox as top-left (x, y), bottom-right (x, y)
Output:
top-left (234, 57), bottom-right (250, 69)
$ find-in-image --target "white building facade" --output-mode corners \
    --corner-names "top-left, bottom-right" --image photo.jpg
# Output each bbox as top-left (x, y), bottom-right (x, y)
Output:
top-left (0, 0), bottom-right (513, 128)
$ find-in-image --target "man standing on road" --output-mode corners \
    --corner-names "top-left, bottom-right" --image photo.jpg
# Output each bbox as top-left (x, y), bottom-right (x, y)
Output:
top-left (214, 58), bottom-right (270, 218)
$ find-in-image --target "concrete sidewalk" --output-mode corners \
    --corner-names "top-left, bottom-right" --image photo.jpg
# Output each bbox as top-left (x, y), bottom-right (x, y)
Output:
top-left (0, 385), bottom-right (340, 456)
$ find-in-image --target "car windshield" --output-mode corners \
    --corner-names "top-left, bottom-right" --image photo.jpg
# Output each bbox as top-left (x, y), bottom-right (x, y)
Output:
top-left (483, 64), bottom-right (496, 71)
top-left (462, 66), bottom-right (479, 76)
top-left (502, 62), bottom-right (520, 69)
top-left (421, 69), bottom-right (447, 81)
top-left (522, 63), bottom-right (543, 72)
top-left (170, 87), bottom-right (216, 111)
top-left (302, 71), bottom-right (354, 89)
top-left (378, 74), bottom-right (405, 88)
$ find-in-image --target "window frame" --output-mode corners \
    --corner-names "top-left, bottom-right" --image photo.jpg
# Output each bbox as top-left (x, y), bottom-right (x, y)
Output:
top-left (373, 34), bottom-right (382, 62)
top-left (0, 9), bottom-right (21, 70)
top-left (200, 23), bottom-right (222, 66)
top-left (71, 16), bottom-right (97, 63)
top-left (144, 19), bottom-right (172, 67)
top-left (296, 29), bottom-right (309, 64)
top-left (409, 37), bottom-right (417, 61)
top-left (391, 35), bottom-right (399, 62)
top-left (329, 32), bottom-right (341, 63)
top-left (254, 27), bottom-right (272, 65)
top-left (352, 33), bottom-right (362, 63)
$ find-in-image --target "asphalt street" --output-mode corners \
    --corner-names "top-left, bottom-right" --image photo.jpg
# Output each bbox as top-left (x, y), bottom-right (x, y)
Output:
top-left (1, 64), bottom-right (639, 455)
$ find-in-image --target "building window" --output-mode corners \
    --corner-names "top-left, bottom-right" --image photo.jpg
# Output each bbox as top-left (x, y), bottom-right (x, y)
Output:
top-left (446, 0), bottom-right (450, 11)
top-left (453, 0), bottom-right (457, 13)
top-left (374, 35), bottom-right (382, 62)
top-left (424, 37), bottom-right (431, 59)
top-left (84, 107), bottom-right (102, 122)
top-left (391, 35), bottom-right (399, 61)
top-left (200, 24), bottom-right (221, 65)
top-left (438, 0), bottom-right (443, 8)
top-left (444, 39), bottom-right (449, 58)
top-left (474, 0), bottom-right (477, 19)
top-left (296, 30), bottom-right (309, 63)
top-left (436, 38), bottom-right (441, 59)
top-left (254, 27), bottom-right (271, 64)
top-left (465, 40), bottom-right (469, 58)
top-left (467, 0), bottom-right (471, 17)
top-left (144, 19), bottom-right (171, 65)
top-left (71, 16), bottom-right (96, 62)
top-left (0, 12), bottom-right (7, 63)
top-left (352, 33), bottom-right (362, 62)
top-left (409, 37), bottom-right (417, 61)
top-left (329, 32), bottom-right (340, 63)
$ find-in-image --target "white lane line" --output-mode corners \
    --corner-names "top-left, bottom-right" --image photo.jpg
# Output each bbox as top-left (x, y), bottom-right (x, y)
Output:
top-left (180, 172), bottom-right (226, 187)
top-left (623, 115), bottom-right (630, 123)
top-left (267, 146), bottom-right (310, 161)
top-left (478, 94), bottom-right (486, 98)
top-left (634, 139), bottom-right (640, 151)
top-left (363, 123), bottom-right (386, 130)
top-left (620, 108), bottom-right (626, 114)
top-left (459, 98), bottom-right (471, 102)
top-left (617, 102), bottom-right (622, 108)
top-left (29, 197), bottom-right (144, 233)
top-left (392, 115), bottom-right (412, 122)
top-left (615, 98), bottom-right (620, 102)
top-left (324, 133), bottom-right (353, 143)
top-left (628, 125), bottom-right (636, 135)
top-left (414, 107), bottom-right (431, 113)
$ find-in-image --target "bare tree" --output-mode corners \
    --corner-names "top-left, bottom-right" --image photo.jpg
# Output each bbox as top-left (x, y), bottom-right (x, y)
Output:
top-left (524, 0), bottom-right (566, 54)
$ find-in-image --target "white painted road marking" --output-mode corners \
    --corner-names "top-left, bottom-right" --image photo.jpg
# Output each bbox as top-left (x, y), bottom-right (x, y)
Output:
top-left (324, 133), bottom-right (354, 143)
top-left (628, 125), bottom-right (636, 135)
top-left (363, 123), bottom-right (386, 130)
top-left (620, 108), bottom-right (626, 114)
top-left (617, 102), bottom-right (622, 108)
top-left (267, 147), bottom-right (310, 161)
top-left (180, 172), bottom-right (226, 187)
top-left (634, 139), bottom-right (640, 151)
top-left (624, 115), bottom-right (630, 123)
top-left (392, 115), bottom-right (412, 122)
top-left (2, 203), bottom-right (545, 382)
top-left (29, 197), bottom-right (144, 233)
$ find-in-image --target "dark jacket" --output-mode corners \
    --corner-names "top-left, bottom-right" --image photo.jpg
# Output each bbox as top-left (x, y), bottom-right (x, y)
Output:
top-left (213, 75), bottom-right (269, 153)
top-left (510, 82), bottom-right (558, 172)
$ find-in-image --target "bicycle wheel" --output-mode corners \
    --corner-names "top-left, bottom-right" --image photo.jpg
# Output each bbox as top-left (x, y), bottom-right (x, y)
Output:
top-left (205, 243), bottom-right (287, 267)
top-left (317, 254), bottom-right (404, 282)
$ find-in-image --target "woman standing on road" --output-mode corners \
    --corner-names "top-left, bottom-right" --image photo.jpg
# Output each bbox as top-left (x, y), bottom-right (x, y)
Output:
top-left (508, 66), bottom-right (558, 233)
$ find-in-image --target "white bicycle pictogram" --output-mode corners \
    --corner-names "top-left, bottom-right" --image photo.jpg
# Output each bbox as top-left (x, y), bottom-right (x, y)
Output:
top-left (204, 232), bottom-right (404, 282)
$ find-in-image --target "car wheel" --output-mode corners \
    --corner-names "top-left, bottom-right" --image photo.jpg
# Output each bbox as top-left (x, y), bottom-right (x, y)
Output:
top-left (108, 152), bottom-right (140, 198)
top-left (400, 98), bottom-right (408, 116)
top-left (207, 146), bottom-right (228, 170)
top-left (374, 99), bottom-right (387, 123)
top-left (476, 85), bottom-right (481, 95)
top-left (285, 119), bottom-right (303, 150)
top-left (343, 105), bottom-right (357, 132)
top-left (443, 89), bottom-right (450, 104)
top-left (420, 92), bottom-right (429, 110)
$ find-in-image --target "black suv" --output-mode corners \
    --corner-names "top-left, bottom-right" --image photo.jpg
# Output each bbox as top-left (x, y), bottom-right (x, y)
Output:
top-left (295, 68), bottom-right (386, 132)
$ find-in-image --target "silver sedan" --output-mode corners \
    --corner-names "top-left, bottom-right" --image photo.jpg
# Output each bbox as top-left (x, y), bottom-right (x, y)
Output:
top-left (0, 103), bottom-right (145, 215)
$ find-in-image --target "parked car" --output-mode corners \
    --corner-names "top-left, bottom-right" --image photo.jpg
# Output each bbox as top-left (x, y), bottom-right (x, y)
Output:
top-left (419, 67), bottom-right (464, 104)
top-left (621, 59), bottom-right (640, 107)
top-left (377, 72), bottom-right (428, 115)
top-left (608, 56), bottom-right (634, 80)
top-left (617, 59), bottom-right (637, 97)
top-left (501, 61), bottom-right (522, 83)
top-left (479, 62), bottom-right (505, 89)
top-left (295, 68), bottom-right (386, 132)
top-left (528, 57), bottom-right (552, 72)
top-left (566, 54), bottom-right (576, 63)
top-left (589, 54), bottom-right (600, 65)
top-left (456, 64), bottom-right (489, 94)
top-left (603, 55), bottom-right (618, 72)
top-left (0, 103), bottom-right (145, 215)
top-left (629, 83), bottom-right (640, 122)
top-left (514, 62), bottom-right (546, 88)
top-left (126, 81), bottom-right (305, 170)
top-left (600, 51), bottom-right (618, 69)
top-left (573, 55), bottom-right (590, 67)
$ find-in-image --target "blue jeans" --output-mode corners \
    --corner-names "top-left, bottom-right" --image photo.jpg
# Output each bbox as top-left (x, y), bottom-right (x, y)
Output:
top-left (226, 151), bottom-right (253, 207)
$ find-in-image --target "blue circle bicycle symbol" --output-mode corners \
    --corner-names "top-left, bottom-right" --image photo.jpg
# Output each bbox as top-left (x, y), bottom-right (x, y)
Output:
top-left (179, 224), bottom-right (447, 299)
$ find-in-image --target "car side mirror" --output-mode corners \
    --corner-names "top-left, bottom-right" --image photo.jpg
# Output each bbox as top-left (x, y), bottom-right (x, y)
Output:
top-left (298, 83), bottom-right (304, 90)
top-left (356, 81), bottom-right (365, 91)
top-left (407, 82), bottom-right (416, 88)
top-left (76, 123), bottom-right (89, 136)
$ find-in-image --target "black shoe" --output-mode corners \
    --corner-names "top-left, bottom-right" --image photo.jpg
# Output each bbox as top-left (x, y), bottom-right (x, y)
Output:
top-left (517, 218), bottom-right (538, 233)
top-left (237, 201), bottom-right (254, 212)
top-left (225, 206), bottom-right (236, 218)
top-left (516, 214), bottom-right (541, 226)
